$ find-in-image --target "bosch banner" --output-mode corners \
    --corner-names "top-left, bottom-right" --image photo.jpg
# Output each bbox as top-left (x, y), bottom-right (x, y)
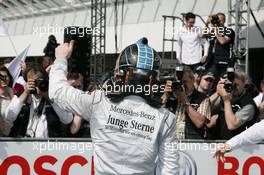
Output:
top-left (0, 140), bottom-right (264, 175)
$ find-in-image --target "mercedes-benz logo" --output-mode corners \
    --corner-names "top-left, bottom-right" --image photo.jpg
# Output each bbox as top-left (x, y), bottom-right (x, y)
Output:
top-left (179, 151), bottom-right (197, 175)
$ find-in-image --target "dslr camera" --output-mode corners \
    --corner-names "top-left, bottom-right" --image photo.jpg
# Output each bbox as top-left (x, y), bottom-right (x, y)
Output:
top-left (43, 35), bottom-right (59, 58)
top-left (224, 67), bottom-right (235, 93)
top-left (210, 15), bottom-right (220, 26)
top-left (171, 65), bottom-right (184, 92)
top-left (30, 78), bottom-right (49, 94)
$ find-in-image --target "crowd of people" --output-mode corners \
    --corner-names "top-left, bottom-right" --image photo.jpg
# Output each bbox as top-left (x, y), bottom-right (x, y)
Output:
top-left (0, 12), bottom-right (262, 143)
top-left (0, 11), bottom-right (264, 174)
top-left (0, 58), bottom-right (92, 138)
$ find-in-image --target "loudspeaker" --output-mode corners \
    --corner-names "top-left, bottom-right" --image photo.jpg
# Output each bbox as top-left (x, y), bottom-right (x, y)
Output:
top-left (64, 26), bottom-right (92, 89)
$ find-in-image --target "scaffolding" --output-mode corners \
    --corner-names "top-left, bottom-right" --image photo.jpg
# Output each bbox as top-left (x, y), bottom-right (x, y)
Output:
top-left (162, 15), bottom-right (184, 60)
top-left (228, 0), bottom-right (250, 74)
top-left (90, 0), bottom-right (106, 81)
top-left (161, 15), bottom-right (184, 72)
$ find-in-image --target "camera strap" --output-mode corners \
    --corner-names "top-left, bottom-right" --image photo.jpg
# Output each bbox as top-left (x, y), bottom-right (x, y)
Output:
top-left (27, 97), bottom-right (46, 138)
top-left (212, 38), bottom-right (217, 54)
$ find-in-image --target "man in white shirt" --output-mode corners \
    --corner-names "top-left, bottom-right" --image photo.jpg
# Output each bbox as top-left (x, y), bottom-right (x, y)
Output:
top-left (176, 12), bottom-right (209, 70)
top-left (49, 38), bottom-right (179, 174)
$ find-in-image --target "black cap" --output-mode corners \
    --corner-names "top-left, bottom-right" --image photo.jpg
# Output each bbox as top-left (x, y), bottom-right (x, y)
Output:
top-left (202, 70), bottom-right (215, 80)
top-left (194, 66), bottom-right (206, 74)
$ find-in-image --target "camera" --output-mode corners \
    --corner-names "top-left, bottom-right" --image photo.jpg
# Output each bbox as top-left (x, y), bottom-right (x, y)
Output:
top-left (211, 15), bottom-right (220, 26)
top-left (43, 35), bottom-right (59, 58)
top-left (172, 65), bottom-right (184, 92)
top-left (224, 82), bottom-right (234, 93)
top-left (172, 81), bottom-right (183, 92)
top-left (224, 67), bottom-right (235, 93)
top-left (30, 78), bottom-right (49, 94)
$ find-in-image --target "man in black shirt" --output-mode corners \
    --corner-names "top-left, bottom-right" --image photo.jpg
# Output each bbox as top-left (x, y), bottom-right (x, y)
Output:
top-left (213, 72), bottom-right (259, 140)
top-left (163, 66), bottom-right (211, 140)
top-left (206, 13), bottom-right (235, 81)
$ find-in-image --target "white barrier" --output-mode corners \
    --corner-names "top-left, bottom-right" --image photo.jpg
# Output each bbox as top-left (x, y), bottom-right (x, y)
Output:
top-left (0, 140), bottom-right (94, 175)
top-left (0, 139), bottom-right (264, 175)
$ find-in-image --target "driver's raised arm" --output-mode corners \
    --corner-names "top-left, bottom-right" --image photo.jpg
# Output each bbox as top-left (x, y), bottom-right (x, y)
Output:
top-left (49, 42), bottom-right (101, 120)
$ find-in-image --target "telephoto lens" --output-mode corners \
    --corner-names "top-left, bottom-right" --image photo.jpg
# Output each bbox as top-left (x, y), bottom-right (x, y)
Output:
top-left (172, 65), bottom-right (184, 92)
top-left (224, 67), bottom-right (235, 93)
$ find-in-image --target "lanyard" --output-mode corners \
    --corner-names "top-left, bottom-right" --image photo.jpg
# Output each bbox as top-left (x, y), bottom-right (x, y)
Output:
top-left (27, 100), bottom-right (46, 138)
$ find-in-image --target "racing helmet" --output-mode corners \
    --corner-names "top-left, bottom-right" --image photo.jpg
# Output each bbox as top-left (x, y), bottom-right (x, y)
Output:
top-left (114, 37), bottom-right (161, 86)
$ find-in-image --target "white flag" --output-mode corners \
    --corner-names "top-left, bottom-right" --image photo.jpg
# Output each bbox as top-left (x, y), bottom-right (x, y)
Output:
top-left (7, 45), bottom-right (30, 87)
top-left (0, 17), bottom-right (7, 36)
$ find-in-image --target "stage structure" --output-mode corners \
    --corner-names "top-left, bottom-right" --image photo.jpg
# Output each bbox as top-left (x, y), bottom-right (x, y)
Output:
top-left (90, 0), bottom-right (106, 81)
top-left (228, 0), bottom-right (250, 74)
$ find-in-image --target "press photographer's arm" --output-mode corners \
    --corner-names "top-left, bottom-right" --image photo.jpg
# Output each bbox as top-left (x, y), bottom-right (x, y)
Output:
top-left (217, 72), bottom-right (256, 131)
top-left (215, 29), bottom-right (231, 45)
top-left (217, 80), bottom-right (240, 130)
top-left (214, 13), bottom-right (232, 45)
top-left (164, 80), bottom-right (206, 129)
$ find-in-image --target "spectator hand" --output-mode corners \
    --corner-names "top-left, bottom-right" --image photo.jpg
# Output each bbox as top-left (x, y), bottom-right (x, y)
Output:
top-left (207, 114), bottom-right (218, 128)
top-left (20, 61), bottom-right (27, 72)
top-left (174, 88), bottom-right (187, 103)
top-left (217, 80), bottom-right (232, 101)
top-left (161, 80), bottom-right (172, 104)
top-left (24, 79), bottom-right (36, 94)
top-left (219, 86), bottom-right (232, 102)
top-left (55, 40), bottom-right (74, 60)
top-left (164, 80), bottom-right (172, 93)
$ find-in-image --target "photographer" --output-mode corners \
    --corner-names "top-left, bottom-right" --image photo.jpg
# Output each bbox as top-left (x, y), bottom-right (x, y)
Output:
top-left (214, 71), bottom-right (259, 140)
top-left (163, 66), bottom-right (211, 139)
top-left (176, 12), bottom-right (209, 70)
top-left (5, 65), bottom-right (73, 138)
top-left (193, 66), bottom-right (206, 89)
top-left (206, 13), bottom-right (235, 80)
top-left (49, 39), bottom-right (179, 174)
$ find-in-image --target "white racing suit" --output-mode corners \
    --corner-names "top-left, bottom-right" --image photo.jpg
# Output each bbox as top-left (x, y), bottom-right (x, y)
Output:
top-left (227, 120), bottom-right (264, 150)
top-left (49, 59), bottom-right (180, 175)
